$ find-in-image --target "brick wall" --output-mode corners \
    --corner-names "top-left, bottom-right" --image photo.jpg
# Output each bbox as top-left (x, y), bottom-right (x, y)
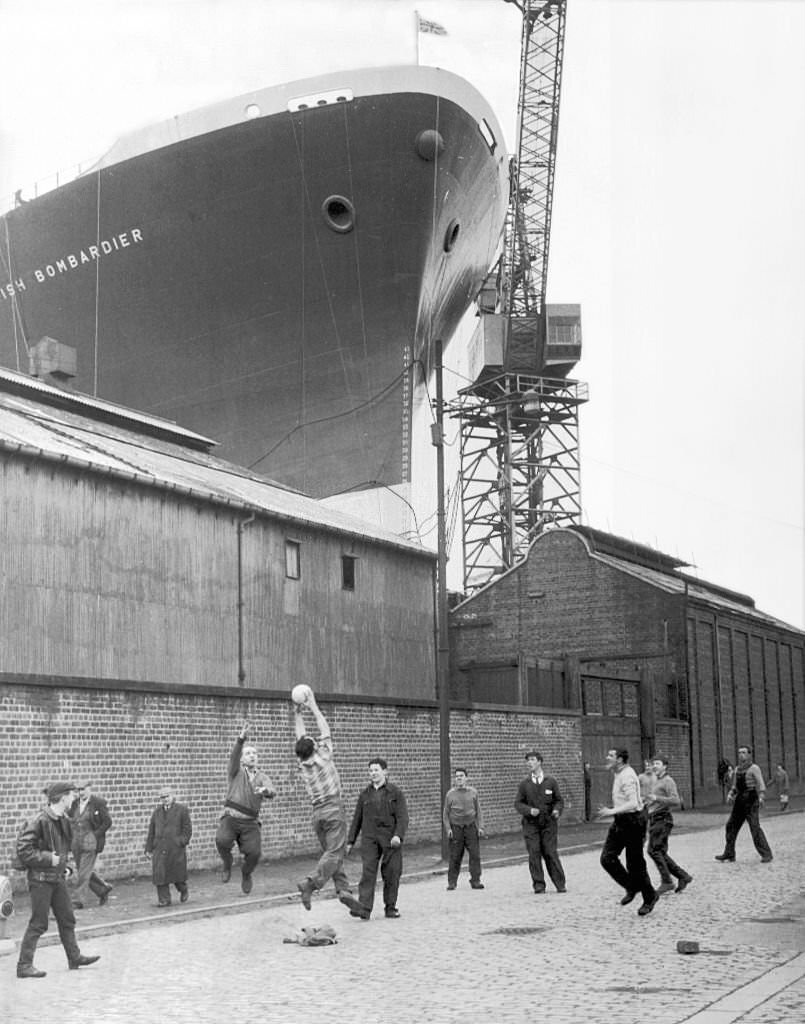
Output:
top-left (1, 678), bottom-right (583, 890)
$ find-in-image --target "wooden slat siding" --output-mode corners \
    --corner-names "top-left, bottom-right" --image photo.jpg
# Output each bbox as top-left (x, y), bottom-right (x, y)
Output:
top-left (1, 457), bottom-right (435, 698)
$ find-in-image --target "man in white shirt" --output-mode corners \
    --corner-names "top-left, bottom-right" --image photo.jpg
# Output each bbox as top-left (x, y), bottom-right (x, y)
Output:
top-left (598, 748), bottom-right (658, 916)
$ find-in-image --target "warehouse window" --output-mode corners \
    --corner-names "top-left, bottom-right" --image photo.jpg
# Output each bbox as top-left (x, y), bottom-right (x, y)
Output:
top-left (285, 539), bottom-right (301, 579)
top-left (341, 555), bottom-right (356, 591)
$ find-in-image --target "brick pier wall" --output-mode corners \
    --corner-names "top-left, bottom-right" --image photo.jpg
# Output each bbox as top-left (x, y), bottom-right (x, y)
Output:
top-left (1, 678), bottom-right (583, 889)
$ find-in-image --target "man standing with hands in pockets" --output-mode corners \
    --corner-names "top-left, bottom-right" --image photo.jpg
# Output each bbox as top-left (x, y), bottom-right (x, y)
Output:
top-left (514, 751), bottom-right (567, 894)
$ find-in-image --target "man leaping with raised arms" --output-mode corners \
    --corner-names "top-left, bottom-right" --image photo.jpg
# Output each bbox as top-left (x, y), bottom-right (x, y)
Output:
top-left (293, 685), bottom-right (363, 917)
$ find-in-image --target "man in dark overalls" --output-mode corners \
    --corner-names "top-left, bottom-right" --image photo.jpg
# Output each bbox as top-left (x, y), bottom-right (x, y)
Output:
top-left (715, 745), bottom-right (773, 863)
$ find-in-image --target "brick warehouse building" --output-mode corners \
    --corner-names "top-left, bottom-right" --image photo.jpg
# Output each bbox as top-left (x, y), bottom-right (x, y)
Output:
top-left (450, 526), bottom-right (804, 810)
top-left (0, 369), bottom-right (584, 886)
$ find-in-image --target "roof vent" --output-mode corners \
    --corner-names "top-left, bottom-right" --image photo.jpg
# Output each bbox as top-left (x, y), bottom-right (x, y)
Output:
top-left (29, 336), bottom-right (77, 390)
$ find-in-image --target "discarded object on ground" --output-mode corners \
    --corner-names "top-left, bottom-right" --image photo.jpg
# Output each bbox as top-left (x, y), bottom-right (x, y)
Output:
top-left (676, 940), bottom-right (731, 956)
top-left (283, 924), bottom-right (338, 946)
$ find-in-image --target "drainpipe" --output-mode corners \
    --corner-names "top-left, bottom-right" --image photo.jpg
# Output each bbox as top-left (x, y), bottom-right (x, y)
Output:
top-left (683, 578), bottom-right (695, 808)
top-left (237, 513), bottom-right (256, 684)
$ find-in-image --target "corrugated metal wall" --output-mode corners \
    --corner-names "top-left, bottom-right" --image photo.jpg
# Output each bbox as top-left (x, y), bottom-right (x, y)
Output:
top-left (687, 610), bottom-right (804, 804)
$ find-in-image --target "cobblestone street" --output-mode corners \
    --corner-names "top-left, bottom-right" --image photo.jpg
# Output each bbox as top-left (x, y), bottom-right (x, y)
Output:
top-left (4, 814), bottom-right (804, 1024)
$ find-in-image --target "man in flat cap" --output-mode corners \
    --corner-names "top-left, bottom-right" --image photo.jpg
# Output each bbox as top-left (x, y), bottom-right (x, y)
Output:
top-left (16, 782), bottom-right (101, 978)
top-left (68, 781), bottom-right (113, 908)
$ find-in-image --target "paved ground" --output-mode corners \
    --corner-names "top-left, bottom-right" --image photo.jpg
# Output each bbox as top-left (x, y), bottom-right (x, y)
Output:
top-left (3, 806), bottom-right (803, 1024)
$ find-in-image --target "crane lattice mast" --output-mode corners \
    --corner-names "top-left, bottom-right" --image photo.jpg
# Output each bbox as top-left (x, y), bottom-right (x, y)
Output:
top-left (449, 0), bottom-right (588, 594)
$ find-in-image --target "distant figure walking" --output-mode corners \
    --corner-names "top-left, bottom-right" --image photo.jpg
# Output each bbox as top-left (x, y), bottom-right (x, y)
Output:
top-left (768, 763), bottom-right (790, 812)
top-left (646, 756), bottom-right (692, 895)
top-left (69, 781), bottom-right (113, 908)
top-left (715, 746), bottom-right (773, 863)
top-left (514, 751), bottom-right (566, 894)
top-left (144, 786), bottom-right (192, 907)
top-left (215, 723), bottom-right (276, 894)
top-left (598, 748), bottom-right (658, 917)
top-left (717, 758), bottom-right (734, 802)
top-left (443, 768), bottom-right (486, 890)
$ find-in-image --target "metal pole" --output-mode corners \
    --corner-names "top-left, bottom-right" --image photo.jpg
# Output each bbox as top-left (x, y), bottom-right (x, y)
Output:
top-left (433, 339), bottom-right (452, 861)
top-left (236, 513), bottom-right (256, 684)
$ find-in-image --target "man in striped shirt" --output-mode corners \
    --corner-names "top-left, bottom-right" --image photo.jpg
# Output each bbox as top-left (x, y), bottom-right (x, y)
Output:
top-left (294, 688), bottom-right (361, 915)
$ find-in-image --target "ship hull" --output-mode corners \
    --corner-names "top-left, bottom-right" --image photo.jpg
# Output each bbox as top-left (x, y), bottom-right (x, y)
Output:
top-left (1, 68), bottom-right (508, 497)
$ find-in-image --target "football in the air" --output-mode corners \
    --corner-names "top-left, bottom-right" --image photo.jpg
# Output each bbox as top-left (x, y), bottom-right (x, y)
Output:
top-left (291, 684), bottom-right (312, 705)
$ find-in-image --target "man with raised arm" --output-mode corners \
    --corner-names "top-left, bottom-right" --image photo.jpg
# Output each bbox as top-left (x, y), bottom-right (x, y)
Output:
top-left (215, 722), bottom-right (276, 894)
top-left (293, 686), bottom-right (362, 917)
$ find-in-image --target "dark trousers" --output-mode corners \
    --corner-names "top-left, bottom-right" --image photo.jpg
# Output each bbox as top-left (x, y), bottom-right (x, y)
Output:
top-left (523, 818), bottom-right (566, 892)
top-left (357, 837), bottom-right (402, 913)
top-left (18, 879), bottom-right (81, 967)
top-left (723, 794), bottom-right (772, 859)
top-left (600, 811), bottom-right (655, 902)
top-left (447, 822), bottom-right (482, 885)
top-left (215, 815), bottom-right (262, 876)
top-left (156, 881), bottom-right (188, 904)
top-left (647, 812), bottom-right (690, 883)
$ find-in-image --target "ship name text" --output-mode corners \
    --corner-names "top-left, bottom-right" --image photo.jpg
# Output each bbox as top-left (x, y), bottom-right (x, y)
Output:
top-left (1, 228), bottom-right (144, 300)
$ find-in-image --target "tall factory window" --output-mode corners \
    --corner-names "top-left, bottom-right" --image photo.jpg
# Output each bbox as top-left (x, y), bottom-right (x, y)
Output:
top-left (341, 555), bottom-right (356, 591)
top-left (285, 539), bottom-right (301, 580)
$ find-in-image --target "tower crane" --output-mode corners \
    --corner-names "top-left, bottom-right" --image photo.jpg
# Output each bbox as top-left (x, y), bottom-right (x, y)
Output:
top-left (447, 0), bottom-right (588, 593)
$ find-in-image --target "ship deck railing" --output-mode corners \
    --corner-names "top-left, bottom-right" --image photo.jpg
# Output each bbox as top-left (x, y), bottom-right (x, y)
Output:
top-left (4, 162), bottom-right (90, 214)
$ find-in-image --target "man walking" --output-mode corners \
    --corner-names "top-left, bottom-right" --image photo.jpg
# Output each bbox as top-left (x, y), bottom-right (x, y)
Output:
top-left (16, 782), bottom-right (101, 978)
top-left (769, 763), bottom-right (790, 812)
top-left (715, 745), bottom-right (773, 863)
top-left (598, 748), bottom-right (658, 916)
top-left (144, 785), bottom-right (193, 907)
top-left (215, 723), bottom-right (277, 893)
top-left (514, 751), bottom-right (566, 894)
top-left (646, 755), bottom-right (692, 894)
top-left (293, 687), bottom-right (361, 916)
top-left (443, 768), bottom-right (486, 890)
top-left (346, 758), bottom-right (409, 920)
top-left (69, 781), bottom-right (113, 908)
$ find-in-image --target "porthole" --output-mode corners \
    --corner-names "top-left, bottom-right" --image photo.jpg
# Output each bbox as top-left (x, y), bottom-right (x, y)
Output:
top-left (322, 195), bottom-right (355, 234)
top-left (415, 129), bottom-right (445, 161)
top-left (443, 219), bottom-right (460, 252)
top-left (245, 103), bottom-right (261, 119)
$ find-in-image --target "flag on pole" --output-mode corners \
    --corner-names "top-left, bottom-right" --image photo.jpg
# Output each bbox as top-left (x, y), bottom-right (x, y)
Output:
top-left (418, 14), bottom-right (448, 36)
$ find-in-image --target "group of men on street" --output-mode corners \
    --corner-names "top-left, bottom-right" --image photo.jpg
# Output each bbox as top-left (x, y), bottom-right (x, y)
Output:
top-left (15, 777), bottom-right (196, 978)
top-left (16, 728), bottom-right (780, 977)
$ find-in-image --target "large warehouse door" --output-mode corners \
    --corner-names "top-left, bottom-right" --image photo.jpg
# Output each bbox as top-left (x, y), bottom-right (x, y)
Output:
top-left (580, 673), bottom-right (643, 812)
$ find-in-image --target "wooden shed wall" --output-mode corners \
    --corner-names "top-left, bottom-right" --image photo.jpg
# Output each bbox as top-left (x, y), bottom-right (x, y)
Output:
top-left (0, 456), bottom-right (436, 699)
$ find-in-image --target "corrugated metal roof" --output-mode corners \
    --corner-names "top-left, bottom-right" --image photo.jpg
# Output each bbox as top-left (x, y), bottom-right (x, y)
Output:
top-left (587, 540), bottom-right (800, 634)
top-left (0, 378), bottom-right (435, 561)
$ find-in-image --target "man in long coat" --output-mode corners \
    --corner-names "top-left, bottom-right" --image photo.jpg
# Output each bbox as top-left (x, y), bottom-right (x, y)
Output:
top-left (144, 786), bottom-right (193, 907)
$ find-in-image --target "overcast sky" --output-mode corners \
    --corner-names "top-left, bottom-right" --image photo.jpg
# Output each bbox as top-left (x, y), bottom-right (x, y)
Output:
top-left (1, 0), bottom-right (802, 629)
